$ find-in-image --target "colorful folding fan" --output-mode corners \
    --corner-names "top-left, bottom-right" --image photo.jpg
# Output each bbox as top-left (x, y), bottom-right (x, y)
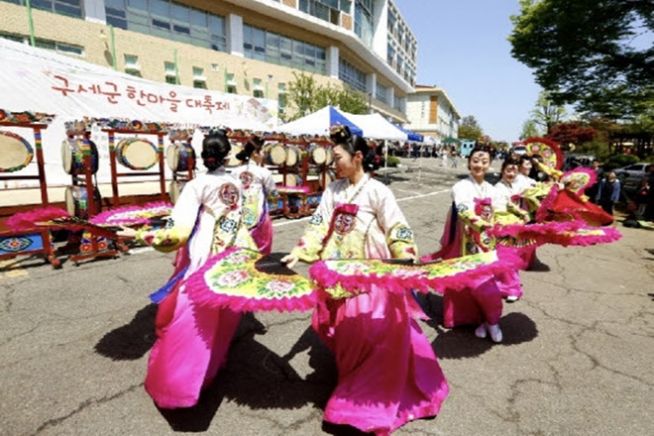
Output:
top-left (185, 247), bottom-right (317, 312)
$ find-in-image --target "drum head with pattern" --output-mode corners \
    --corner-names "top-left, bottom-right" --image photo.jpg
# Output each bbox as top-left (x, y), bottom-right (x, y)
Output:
top-left (0, 131), bottom-right (34, 173)
top-left (117, 138), bottom-right (158, 170)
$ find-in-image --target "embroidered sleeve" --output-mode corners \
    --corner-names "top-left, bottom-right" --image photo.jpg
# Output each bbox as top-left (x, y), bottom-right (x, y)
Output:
top-left (506, 200), bottom-right (530, 221)
top-left (375, 186), bottom-right (418, 260)
top-left (458, 208), bottom-right (493, 232)
top-left (522, 182), bottom-right (551, 212)
top-left (290, 196), bottom-right (330, 263)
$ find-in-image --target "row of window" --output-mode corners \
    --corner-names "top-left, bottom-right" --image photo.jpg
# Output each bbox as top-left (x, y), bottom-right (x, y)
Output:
top-left (1, 31), bottom-right (84, 55)
top-left (298, 0), bottom-right (351, 25)
top-left (338, 58), bottom-right (366, 93)
top-left (243, 24), bottom-right (327, 75)
top-left (121, 53), bottom-right (288, 110)
top-left (104, 0), bottom-right (226, 52)
top-left (3, 0), bottom-right (82, 19)
top-left (353, 0), bottom-right (374, 48)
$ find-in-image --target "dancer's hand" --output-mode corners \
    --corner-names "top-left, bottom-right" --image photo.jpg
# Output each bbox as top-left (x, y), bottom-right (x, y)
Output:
top-left (281, 253), bottom-right (299, 269)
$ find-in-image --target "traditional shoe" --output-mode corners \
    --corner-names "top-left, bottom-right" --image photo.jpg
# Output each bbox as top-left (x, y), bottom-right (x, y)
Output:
top-left (487, 323), bottom-right (503, 343)
top-left (474, 323), bottom-right (487, 339)
top-left (505, 295), bottom-right (519, 303)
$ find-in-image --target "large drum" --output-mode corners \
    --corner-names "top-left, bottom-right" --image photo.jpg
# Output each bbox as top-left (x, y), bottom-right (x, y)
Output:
top-left (225, 143), bottom-right (243, 167)
top-left (116, 138), bottom-right (158, 170)
top-left (309, 143), bottom-right (330, 166)
top-left (168, 180), bottom-right (187, 204)
top-left (165, 143), bottom-right (196, 172)
top-left (283, 173), bottom-right (302, 187)
top-left (65, 185), bottom-right (102, 218)
top-left (265, 143), bottom-right (286, 166)
top-left (61, 138), bottom-right (99, 175)
top-left (285, 145), bottom-right (302, 167)
top-left (0, 131), bottom-right (34, 173)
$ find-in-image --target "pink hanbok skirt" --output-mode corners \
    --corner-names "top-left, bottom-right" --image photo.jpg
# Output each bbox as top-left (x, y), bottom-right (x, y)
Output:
top-left (145, 283), bottom-right (241, 409)
top-left (312, 286), bottom-right (449, 435)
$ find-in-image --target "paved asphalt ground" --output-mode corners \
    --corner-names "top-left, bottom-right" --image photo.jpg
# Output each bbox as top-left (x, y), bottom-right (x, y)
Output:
top-left (1, 157), bottom-right (653, 436)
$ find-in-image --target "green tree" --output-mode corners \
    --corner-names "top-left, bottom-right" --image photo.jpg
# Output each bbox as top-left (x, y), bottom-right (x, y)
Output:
top-left (520, 119), bottom-right (541, 139)
top-left (287, 72), bottom-right (319, 119)
top-left (530, 90), bottom-right (566, 134)
top-left (286, 73), bottom-right (369, 121)
top-left (458, 115), bottom-right (483, 141)
top-left (509, 0), bottom-right (654, 120)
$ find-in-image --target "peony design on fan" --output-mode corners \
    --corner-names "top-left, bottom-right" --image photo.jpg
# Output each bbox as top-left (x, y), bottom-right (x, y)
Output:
top-left (185, 247), bottom-right (316, 311)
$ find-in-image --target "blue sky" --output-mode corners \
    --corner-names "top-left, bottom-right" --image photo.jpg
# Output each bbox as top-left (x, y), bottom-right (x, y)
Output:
top-left (394, 0), bottom-right (541, 142)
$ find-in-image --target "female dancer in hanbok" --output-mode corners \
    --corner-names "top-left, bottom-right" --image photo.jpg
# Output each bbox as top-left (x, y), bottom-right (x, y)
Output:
top-left (422, 146), bottom-right (506, 342)
top-left (231, 135), bottom-right (277, 255)
top-left (281, 126), bottom-right (448, 435)
top-left (120, 130), bottom-right (254, 409)
top-left (493, 157), bottom-right (534, 302)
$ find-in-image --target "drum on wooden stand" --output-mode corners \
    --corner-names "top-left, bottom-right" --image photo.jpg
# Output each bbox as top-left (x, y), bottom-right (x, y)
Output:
top-left (168, 180), bottom-right (187, 204)
top-left (225, 143), bottom-right (243, 167)
top-left (61, 138), bottom-right (99, 175)
top-left (165, 143), bottom-right (196, 172)
top-left (265, 143), bottom-right (286, 166)
top-left (285, 145), bottom-right (303, 167)
top-left (0, 131), bottom-right (34, 173)
top-left (309, 143), bottom-right (329, 166)
top-left (283, 173), bottom-right (303, 187)
top-left (65, 185), bottom-right (102, 218)
top-left (116, 138), bottom-right (158, 170)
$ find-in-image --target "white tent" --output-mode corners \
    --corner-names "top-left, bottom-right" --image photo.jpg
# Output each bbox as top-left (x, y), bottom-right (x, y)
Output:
top-left (278, 106), bottom-right (363, 136)
top-left (344, 112), bottom-right (408, 141)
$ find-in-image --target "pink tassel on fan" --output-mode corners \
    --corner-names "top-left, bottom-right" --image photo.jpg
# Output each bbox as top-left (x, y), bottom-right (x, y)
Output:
top-left (5, 207), bottom-right (70, 231)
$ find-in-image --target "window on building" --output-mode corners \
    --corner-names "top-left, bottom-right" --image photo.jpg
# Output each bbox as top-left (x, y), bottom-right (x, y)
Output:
top-left (243, 24), bottom-right (327, 75)
top-left (3, 0), bottom-right (83, 19)
top-left (252, 78), bottom-right (264, 98)
top-left (124, 54), bottom-right (141, 76)
top-left (192, 66), bottom-right (207, 89)
top-left (164, 61), bottom-right (177, 84)
top-left (338, 58), bottom-right (367, 93)
top-left (104, 0), bottom-right (226, 52)
top-left (1, 32), bottom-right (85, 56)
top-left (376, 83), bottom-right (389, 105)
top-left (299, 0), bottom-right (351, 24)
top-left (225, 72), bottom-right (236, 93)
top-left (354, 0), bottom-right (374, 47)
top-left (278, 83), bottom-right (287, 114)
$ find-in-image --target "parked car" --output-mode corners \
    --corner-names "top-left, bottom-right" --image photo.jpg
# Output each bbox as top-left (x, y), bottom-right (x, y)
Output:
top-left (613, 162), bottom-right (652, 193)
top-left (512, 146), bottom-right (527, 156)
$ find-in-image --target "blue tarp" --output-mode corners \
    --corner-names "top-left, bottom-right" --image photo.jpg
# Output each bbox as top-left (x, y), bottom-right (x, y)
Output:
top-left (329, 106), bottom-right (363, 136)
top-left (394, 124), bottom-right (424, 142)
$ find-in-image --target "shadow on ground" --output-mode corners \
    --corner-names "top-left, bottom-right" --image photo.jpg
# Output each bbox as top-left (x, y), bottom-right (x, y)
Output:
top-left (94, 303), bottom-right (157, 360)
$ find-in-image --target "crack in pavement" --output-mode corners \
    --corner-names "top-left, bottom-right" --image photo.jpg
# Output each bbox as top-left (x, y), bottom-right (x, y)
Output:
top-left (30, 382), bottom-right (143, 436)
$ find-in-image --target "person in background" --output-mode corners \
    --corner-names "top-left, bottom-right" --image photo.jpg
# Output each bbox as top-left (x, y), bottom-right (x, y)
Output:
top-left (595, 171), bottom-right (621, 216)
top-left (586, 160), bottom-right (602, 204)
top-left (232, 135), bottom-right (277, 255)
